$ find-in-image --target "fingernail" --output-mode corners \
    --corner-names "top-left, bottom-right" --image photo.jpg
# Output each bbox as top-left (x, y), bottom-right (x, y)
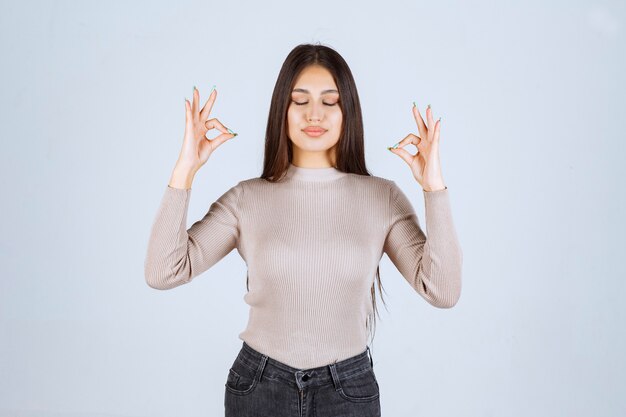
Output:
top-left (193, 86), bottom-right (196, 94)
top-left (227, 128), bottom-right (237, 135)
top-left (387, 147), bottom-right (393, 151)
top-left (393, 142), bottom-right (400, 148)
top-left (413, 101), bottom-right (416, 108)
top-left (427, 104), bottom-right (431, 110)
top-left (438, 116), bottom-right (441, 122)
top-left (210, 84), bottom-right (216, 95)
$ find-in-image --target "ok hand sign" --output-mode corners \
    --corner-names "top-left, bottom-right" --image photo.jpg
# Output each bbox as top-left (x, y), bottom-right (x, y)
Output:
top-left (177, 86), bottom-right (238, 174)
top-left (388, 103), bottom-right (447, 192)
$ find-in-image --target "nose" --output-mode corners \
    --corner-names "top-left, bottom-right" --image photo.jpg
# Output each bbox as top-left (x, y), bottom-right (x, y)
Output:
top-left (307, 103), bottom-right (322, 122)
top-left (307, 112), bottom-right (320, 122)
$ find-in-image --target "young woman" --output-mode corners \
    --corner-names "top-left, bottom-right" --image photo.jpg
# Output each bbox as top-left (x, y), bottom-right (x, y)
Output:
top-left (145, 43), bottom-right (463, 417)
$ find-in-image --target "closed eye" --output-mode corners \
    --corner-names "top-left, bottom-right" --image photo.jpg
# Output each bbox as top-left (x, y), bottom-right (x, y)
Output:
top-left (292, 100), bottom-right (338, 106)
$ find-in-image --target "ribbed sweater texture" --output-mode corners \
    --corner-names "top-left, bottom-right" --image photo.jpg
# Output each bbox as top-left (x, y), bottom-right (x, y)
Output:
top-left (144, 163), bottom-right (463, 369)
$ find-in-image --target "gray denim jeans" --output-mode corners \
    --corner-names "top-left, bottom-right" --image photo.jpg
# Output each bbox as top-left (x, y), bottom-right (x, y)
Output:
top-left (224, 341), bottom-right (381, 417)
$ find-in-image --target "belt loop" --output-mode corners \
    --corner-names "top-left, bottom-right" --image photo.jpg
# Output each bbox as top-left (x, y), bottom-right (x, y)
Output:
top-left (328, 361), bottom-right (341, 390)
top-left (256, 354), bottom-right (268, 383)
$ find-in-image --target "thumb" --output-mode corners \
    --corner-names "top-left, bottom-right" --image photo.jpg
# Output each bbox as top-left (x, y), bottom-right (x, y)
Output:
top-left (209, 131), bottom-right (238, 150)
top-left (388, 146), bottom-right (414, 166)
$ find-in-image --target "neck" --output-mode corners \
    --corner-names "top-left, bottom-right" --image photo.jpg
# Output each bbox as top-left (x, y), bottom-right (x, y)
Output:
top-left (285, 162), bottom-right (347, 182)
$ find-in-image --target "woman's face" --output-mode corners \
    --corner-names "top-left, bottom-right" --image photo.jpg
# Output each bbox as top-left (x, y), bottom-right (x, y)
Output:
top-left (287, 65), bottom-right (343, 166)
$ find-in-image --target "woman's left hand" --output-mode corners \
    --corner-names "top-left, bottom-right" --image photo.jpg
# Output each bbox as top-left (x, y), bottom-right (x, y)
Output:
top-left (388, 103), bottom-right (447, 192)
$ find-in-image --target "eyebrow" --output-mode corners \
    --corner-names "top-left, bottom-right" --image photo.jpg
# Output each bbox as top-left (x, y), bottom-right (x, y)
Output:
top-left (292, 88), bottom-right (339, 94)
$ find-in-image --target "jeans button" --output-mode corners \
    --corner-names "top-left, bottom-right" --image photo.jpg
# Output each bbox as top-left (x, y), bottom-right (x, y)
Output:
top-left (302, 373), bottom-right (310, 381)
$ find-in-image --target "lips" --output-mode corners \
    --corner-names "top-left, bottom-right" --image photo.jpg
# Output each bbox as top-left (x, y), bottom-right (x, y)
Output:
top-left (302, 127), bottom-right (327, 137)
top-left (303, 127), bottom-right (326, 133)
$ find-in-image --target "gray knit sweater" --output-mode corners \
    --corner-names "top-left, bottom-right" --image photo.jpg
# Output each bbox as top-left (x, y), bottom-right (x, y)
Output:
top-left (145, 163), bottom-right (463, 369)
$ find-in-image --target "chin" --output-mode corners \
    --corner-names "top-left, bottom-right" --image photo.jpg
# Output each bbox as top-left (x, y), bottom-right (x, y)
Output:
top-left (298, 140), bottom-right (338, 152)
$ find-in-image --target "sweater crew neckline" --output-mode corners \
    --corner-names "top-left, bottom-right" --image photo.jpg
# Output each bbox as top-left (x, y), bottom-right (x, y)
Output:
top-left (286, 162), bottom-right (348, 182)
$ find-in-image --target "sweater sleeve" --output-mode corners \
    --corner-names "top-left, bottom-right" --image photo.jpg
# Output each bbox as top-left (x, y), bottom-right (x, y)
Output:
top-left (383, 181), bottom-right (463, 308)
top-left (144, 182), bottom-right (242, 290)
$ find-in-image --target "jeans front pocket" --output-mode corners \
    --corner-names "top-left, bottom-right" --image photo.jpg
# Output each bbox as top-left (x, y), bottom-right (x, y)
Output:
top-left (337, 367), bottom-right (380, 403)
top-left (224, 359), bottom-right (259, 396)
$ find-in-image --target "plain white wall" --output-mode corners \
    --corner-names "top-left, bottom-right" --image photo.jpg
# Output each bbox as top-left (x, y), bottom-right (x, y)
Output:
top-left (1, 0), bottom-right (624, 416)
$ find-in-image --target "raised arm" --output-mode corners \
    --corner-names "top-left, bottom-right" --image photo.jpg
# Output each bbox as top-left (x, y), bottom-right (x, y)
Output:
top-left (144, 84), bottom-right (240, 290)
top-left (383, 181), bottom-right (463, 308)
top-left (144, 182), bottom-right (242, 290)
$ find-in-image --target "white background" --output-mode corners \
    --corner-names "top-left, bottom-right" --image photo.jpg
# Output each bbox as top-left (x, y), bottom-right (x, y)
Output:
top-left (1, 0), bottom-right (624, 416)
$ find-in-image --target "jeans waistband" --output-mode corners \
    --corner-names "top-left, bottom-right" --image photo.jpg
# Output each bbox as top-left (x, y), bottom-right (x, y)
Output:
top-left (234, 341), bottom-right (375, 390)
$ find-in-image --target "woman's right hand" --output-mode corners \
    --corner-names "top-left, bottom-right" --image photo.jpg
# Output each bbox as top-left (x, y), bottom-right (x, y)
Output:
top-left (176, 86), bottom-right (237, 173)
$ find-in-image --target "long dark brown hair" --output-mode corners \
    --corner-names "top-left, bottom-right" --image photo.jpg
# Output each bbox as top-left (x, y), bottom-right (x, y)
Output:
top-left (252, 42), bottom-right (388, 345)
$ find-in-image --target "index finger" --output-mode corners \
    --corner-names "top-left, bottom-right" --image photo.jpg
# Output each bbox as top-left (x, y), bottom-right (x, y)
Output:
top-left (200, 85), bottom-right (217, 121)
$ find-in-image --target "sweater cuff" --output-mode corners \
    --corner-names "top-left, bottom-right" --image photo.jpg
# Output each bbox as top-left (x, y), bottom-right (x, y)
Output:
top-left (423, 184), bottom-right (451, 213)
top-left (423, 186), bottom-right (447, 193)
top-left (167, 184), bottom-right (192, 194)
